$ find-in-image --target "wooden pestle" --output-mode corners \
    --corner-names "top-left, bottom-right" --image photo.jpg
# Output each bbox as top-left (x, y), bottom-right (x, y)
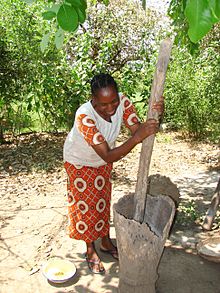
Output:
top-left (133, 39), bottom-right (173, 223)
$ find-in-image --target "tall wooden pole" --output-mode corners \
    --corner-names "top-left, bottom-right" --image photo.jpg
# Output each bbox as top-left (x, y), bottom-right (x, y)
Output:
top-left (133, 39), bottom-right (173, 223)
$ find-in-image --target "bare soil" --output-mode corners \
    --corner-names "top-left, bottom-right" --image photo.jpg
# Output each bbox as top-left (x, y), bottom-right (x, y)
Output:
top-left (0, 131), bottom-right (219, 293)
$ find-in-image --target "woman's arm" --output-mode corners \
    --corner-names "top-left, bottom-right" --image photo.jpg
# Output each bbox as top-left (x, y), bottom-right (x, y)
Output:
top-left (92, 119), bottom-right (159, 163)
top-left (90, 97), bottom-right (164, 163)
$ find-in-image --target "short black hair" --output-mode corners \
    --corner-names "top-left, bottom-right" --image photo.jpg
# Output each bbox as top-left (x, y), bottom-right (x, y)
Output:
top-left (90, 73), bottom-right (118, 96)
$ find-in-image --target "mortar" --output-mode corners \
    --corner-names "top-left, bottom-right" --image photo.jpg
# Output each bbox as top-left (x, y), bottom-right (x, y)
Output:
top-left (113, 174), bottom-right (179, 293)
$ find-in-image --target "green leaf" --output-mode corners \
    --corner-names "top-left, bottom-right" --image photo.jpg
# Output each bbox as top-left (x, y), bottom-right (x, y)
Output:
top-left (66, 0), bottom-right (87, 23)
top-left (57, 4), bottom-right (78, 32)
top-left (27, 103), bottom-right (32, 112)
top-left (80, 0), bottom-right (87, 9)
top-left (76, 7), bottom-right (86, 23)
top-left (209, 0), bottom-right (220, 20)
top-left (65, 0), bottom-right (87, 23)
top-left (55, 28), bottom-right (65, 49)
top-left (42, 11), bottom-right (56, 20)
top-left (65, 0), bottom-right (87, 10)
top-left (183, 0), bottom-right (188, 10)
top-left (185, 0), bottom-right (216, 43)
top-left (35, 101), bottom-right (40, 109)
top-left (40, 32), bottom-right (51, 52)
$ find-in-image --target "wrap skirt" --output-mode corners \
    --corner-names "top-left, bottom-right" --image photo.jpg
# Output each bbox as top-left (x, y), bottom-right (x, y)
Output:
top-left (64, 161), bottom-right (113, 242)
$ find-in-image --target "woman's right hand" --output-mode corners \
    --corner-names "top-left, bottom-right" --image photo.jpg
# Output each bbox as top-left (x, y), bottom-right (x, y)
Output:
top-left (133, 119), bottom-right (159, 144)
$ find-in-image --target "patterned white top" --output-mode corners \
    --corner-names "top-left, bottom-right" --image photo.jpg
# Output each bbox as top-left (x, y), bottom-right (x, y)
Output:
top-left (63, 93), bottom-right (139, 167)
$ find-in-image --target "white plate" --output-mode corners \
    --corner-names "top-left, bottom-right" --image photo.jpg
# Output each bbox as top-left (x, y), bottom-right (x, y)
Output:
top-left (42, 258), bottom-right (76, 283)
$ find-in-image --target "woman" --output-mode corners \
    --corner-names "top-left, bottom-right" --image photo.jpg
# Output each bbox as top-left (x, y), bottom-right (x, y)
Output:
top-left (63, 73), bottom-right (164, 274)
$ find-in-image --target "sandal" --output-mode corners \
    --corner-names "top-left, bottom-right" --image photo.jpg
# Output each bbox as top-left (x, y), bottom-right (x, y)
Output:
top-left (85, 254), bottom-right (105, 274)
top-left (100, 245), bottom-right (119, 260)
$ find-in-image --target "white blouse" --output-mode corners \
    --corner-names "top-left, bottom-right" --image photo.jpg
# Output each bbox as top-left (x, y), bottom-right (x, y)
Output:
top-left (63, 93), bottom-right (139, 167)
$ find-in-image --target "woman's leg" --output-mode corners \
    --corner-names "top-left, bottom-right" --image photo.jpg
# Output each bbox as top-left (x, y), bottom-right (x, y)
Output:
top-left (86, 241), bottom-right (105, 273)
top-left (100, 234), bottom-right (118, 259)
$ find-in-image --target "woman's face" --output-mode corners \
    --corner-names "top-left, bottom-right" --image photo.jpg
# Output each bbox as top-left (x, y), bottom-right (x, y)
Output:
top-left (92, 85), bottom-right (120, 120)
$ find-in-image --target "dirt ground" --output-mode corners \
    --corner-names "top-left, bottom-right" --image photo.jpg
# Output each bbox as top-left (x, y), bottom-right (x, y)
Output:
top-left (0, 131), bottom-right (219, 293)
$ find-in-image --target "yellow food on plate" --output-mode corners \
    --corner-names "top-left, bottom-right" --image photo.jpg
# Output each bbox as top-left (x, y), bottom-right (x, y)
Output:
top-left (42, 258), bottom-right (76, 283)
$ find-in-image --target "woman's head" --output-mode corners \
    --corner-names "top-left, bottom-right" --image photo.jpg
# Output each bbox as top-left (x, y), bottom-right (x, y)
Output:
top-left (90, 73), bottom-right (118, 96)
top-left (90, 73), bottom-right (120, 120)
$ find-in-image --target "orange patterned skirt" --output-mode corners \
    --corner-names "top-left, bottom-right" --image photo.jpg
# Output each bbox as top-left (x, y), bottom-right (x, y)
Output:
top-left (64, 161), bottom-right (113, 243)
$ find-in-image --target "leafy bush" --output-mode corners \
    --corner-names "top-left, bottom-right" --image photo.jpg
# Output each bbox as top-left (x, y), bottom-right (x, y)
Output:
top-left (164, 46), bottom-right (220, 141)
top-left (0, 0), bottom-right (159, 137)
top-left (0, 0), bottom-right (219, 143)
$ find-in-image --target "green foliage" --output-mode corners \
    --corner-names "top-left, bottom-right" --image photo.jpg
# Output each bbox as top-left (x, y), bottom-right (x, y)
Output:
top-left (185, 0), bottom-right (220, 43)
top-left (42, 10), bottom-right (56, 20)
top-left (176, 200), bottom-right (202, 226)
top-left (168, 0), bottom-right (220, 50)
top-left (141, 0), bottom-right (146, 10)
top-left (164, 45), bottom-right (220, 141)
top-left (156, 132), bottom-right (173, 144)
top-left (167, 1), bottom-right (220, 140)
top-left (57, 4), bottom-right (79, 32)
top-left (0, 0), bottom-right (159, 137)
top-left (1, 0), bottom-right (219, 143)
top-left (40, 0), bottom-right (87, 45)
top-left (117, 61), bottom-right (155, 119)
top-left (209, 0), bottom-right (220, 19)
top-left (55, 28), bottom-right (65, 49)
top-left (0, 0), bottom-right (86, 135)
top-left (65, 0), bottom-right (159, 103)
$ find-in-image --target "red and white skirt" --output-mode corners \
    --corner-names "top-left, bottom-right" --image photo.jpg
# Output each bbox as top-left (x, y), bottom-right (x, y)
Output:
top-left (64, 161), bottom-right (113, 243)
